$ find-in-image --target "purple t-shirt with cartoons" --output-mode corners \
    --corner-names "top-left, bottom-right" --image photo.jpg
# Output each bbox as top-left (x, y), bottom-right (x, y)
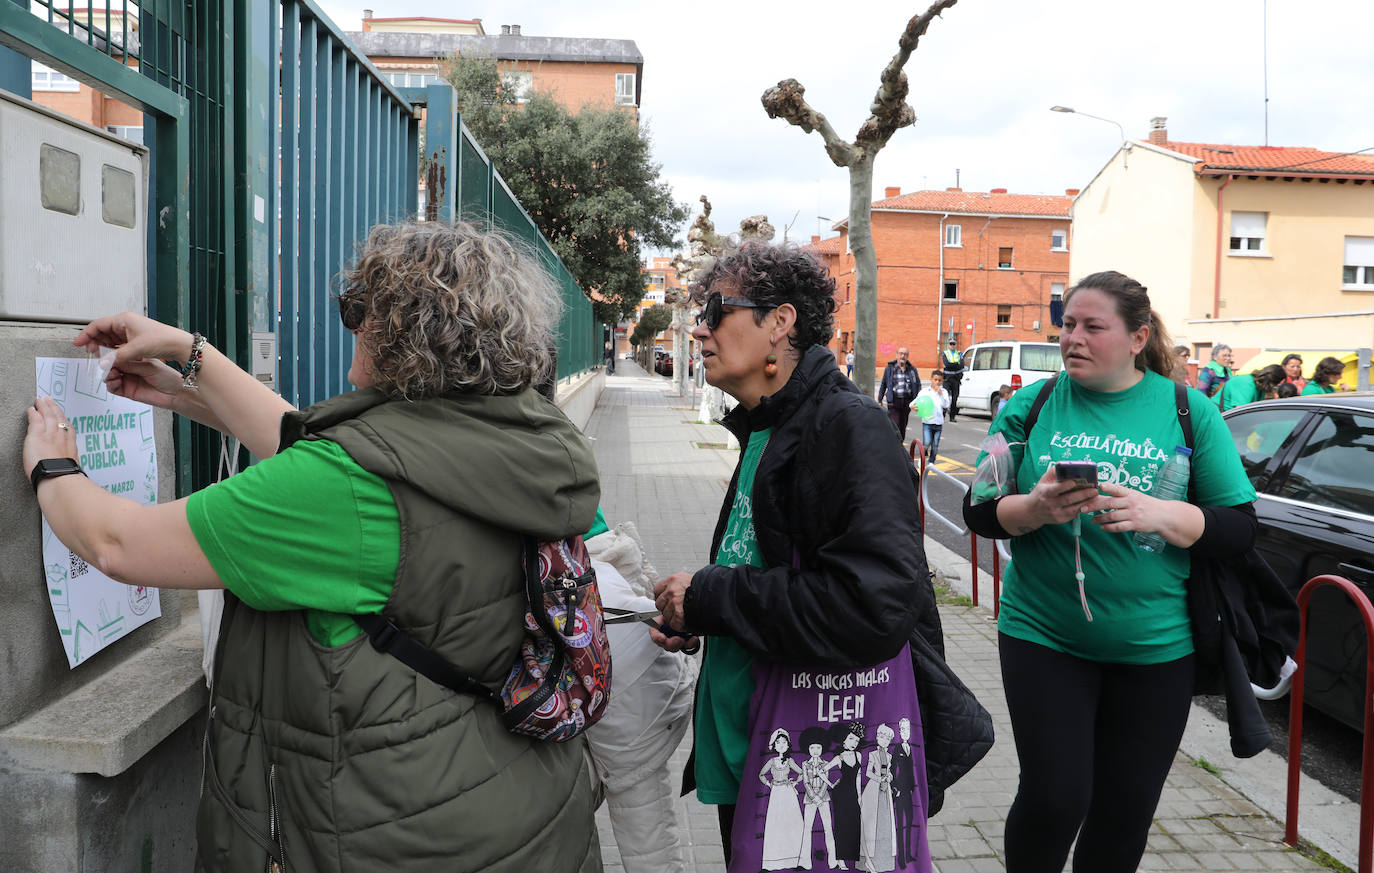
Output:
top-left (729, 645), bottom-right (932, 873)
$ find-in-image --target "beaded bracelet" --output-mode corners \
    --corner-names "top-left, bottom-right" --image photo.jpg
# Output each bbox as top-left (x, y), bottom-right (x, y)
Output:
top-left (182, 332), bottom-right (206, 388)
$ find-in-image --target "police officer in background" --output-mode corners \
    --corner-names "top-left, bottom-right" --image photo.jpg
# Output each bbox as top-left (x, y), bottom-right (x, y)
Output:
top-left (940, 339), bottom-right (965, 422)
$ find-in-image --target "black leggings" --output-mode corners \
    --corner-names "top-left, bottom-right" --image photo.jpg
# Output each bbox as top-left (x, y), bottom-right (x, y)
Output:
top-left (999, 633), bottom-right (1195, 873)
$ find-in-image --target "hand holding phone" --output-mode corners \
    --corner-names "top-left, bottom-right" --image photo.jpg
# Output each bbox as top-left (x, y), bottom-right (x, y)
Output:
top-left (1054, 460), bottom-right (1098, 489)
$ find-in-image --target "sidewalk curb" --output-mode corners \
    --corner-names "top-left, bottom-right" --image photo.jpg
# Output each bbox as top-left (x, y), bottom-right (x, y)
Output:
top-left (923, 533), bottom-right (1360, 870)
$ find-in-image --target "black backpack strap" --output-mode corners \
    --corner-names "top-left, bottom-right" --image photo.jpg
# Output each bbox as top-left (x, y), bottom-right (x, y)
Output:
top-left (355, 613), bottom-right (502, 703)
top-left (1022, 373), bottom-right (1061, 439)
top-left (1175, 381), bottom-right (1196, 502)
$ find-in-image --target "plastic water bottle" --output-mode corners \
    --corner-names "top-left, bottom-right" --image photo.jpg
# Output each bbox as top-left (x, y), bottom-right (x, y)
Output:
top-left (1134, 446), bottom-right (1193, 554)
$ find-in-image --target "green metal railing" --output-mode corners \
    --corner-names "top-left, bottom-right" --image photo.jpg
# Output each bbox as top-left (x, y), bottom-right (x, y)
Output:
top-left (0, 1), bottom-right (601, 493)
top-left (409, 84), bottom-right (602, 382)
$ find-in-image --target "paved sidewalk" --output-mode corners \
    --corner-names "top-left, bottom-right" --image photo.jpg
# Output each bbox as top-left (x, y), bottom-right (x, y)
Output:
top-left (585, 361), bottom-right (1344, 873)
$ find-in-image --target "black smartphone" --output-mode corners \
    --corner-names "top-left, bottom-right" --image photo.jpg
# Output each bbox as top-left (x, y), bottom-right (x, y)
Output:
top-left (1054, 460), bottom-right (1098, 488)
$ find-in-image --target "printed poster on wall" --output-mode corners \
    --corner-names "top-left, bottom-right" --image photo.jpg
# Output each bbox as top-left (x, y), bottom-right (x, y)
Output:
top-left (35, 356), bottom-right (161, 668)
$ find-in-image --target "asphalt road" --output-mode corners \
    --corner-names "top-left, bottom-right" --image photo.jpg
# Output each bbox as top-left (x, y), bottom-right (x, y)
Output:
top-left (909, 408), bottom-right (1367, 803)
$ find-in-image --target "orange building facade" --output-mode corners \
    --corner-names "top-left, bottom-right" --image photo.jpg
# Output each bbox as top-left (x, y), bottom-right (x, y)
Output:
top-left (805, 187), bottom-right (1074, 379)
top-left (349, 15), bottom-right (642, 118)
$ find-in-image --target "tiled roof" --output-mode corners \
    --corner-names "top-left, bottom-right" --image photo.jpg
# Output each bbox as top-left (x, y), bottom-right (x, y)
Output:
top-left (872, 189), bottom-right (1072, 217)
top-left (802, 236), bottom-right (845, 255)
top-left (1162, 141), bottom-right (1374, 176)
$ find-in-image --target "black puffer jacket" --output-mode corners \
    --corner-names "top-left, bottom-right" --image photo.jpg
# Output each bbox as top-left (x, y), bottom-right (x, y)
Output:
top-left (684, 345), bottom-right (992, 812)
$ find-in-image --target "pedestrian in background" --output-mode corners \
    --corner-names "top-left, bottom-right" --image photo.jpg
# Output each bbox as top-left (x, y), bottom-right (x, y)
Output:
top-left (1196, 343), bottom-right (1234, 398)
top-left (21, 221), bottom-right (602, 872)
top-left (962, 270), bottom-right (1256, 873)
top-left (846, 349), bottom-right (855, 377)
top-left (941, 340), bottom-right (965, 422)
top-left (1173, 344), bottom-right (1193, 387)
top-left (878, 347), bottom-right (922, 442)
top-left (1303, 356), bottom-right (1348, 394)
top-left (654, 241), bottom-right (949, 872)
top-left (914, 370), bottom-right (950, 468)
top-left (1280, 353), bottom-right (1305, 392)
top-left (1216, 364), bottom-right (1286, 411)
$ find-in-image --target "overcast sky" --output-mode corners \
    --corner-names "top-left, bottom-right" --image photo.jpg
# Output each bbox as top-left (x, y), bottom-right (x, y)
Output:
top-left (320, 0), bottom-right (1374, 252)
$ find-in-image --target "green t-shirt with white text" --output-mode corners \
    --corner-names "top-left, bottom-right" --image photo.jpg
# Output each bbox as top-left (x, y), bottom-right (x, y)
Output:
top-left (982, 372), bottom-right (1255, 664)
top-left (694, 427), bottom-right (771, 804)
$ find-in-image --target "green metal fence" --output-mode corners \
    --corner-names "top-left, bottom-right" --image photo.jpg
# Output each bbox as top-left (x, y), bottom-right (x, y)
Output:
top-left (1, 1), bottom-right (602, 494)
top-left (411, 84), bottom-right (602, 382)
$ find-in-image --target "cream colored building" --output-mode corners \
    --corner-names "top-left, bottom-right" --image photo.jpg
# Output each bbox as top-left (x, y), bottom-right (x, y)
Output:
top-left (1070, 118), bottom-right (1374, 366)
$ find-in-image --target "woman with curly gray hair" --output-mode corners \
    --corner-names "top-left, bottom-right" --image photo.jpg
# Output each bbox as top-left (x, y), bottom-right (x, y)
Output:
top-left (22, 221), bottom-right (602, 872)
top-left (650, 241), bottom-right (961, 871)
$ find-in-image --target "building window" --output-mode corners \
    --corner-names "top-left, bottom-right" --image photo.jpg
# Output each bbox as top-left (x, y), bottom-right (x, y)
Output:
top-left (615, 73), bottom-right (636, 106)
top-left (996, 305), bottom-right (1012, 325)
top-left (385, 72), bottom-right (438, 89)
top-left (1050, 282), bottom-right (1064, 301)
top-left (998, 247), bottom-right (1013, 269)
top-left (944, 224), bottom-right (962, 247)
top-left (943, 281), bottom-right (958, 300)
top-left (1344, 236), bottom-right (1374, 289)
top-left (502, 70), bottom-right (532, 103)
top-left (32, 62), bottom-right (80, 92)
top-left (106, 125), bottom-right (144, 144)
top-left (1229, 211), bottom-right (1267, 254)
top-left (1051, 228), bottom-right (1068, 250)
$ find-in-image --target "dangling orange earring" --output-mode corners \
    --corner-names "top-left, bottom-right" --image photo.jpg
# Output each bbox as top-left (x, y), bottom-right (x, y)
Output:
top-left (764, 354), bottom-right (779, 377)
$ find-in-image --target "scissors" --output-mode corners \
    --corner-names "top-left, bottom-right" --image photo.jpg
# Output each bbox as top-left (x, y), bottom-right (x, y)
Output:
top-left (603, 608), bottom-right (700, 654)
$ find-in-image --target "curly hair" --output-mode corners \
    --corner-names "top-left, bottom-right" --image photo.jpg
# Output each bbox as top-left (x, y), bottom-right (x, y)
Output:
top-left (693, 240), bottom-right (837, 353)
top-left (339, 221), bottom-right (562, 398)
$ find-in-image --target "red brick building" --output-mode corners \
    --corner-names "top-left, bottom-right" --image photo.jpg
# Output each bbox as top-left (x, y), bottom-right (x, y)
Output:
top-left (805, 187), bottom-right (1075, 379)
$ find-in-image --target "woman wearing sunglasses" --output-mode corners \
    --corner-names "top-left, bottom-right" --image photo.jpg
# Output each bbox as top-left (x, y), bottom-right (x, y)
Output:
top-left (21, 221), bottom-right (602, 872)
top-left (650, 242), bottom-right (961, 872)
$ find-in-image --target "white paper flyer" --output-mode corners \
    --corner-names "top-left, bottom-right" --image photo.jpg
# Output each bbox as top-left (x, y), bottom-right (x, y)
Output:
top-left (35, 356), bottom-right (161, 668)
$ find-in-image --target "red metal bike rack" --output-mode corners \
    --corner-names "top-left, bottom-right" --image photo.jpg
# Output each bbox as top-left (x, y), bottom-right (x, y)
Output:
top-left (1284, 574), bottom-right (1374, 872)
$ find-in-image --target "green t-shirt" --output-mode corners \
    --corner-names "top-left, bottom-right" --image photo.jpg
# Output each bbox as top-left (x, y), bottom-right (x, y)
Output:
top-left (694, 427), bottom-right (771, 804)
top-left (1301, 380), bottom-right (1335, 396)
top-left (187, 439), bottom-right (400, 647)
top-left (1217, 373), bottom-right (1260, 410)
top-left (983, 371), bottom-right (1255, 664)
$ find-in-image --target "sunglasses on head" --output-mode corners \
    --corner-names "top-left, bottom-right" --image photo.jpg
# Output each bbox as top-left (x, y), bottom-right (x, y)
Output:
top-left (337, 292), bottom-right (367, 333)
top-left (695, 291), bottom-right (769, 330)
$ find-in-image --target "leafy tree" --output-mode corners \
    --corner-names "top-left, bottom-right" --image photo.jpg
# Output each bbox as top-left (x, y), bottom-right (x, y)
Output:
top-left (761, 0), bottom-right (961, 394)
top-left (445, 56), bottom-right (688, 324)
top-left (630, 303), bottom-right (673, 347)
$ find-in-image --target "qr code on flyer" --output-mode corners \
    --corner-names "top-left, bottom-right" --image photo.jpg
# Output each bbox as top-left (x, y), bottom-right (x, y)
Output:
top-left (69, 552), bottom-right (89, 579)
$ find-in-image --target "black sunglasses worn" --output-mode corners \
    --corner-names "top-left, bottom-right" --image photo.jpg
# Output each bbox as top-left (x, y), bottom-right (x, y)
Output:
top-left (695, 291), bottom-right (769, 330)
top-left (337, 293), bottom-right (367, 333)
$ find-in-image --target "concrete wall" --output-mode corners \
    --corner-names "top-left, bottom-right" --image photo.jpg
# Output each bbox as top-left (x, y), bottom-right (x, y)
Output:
top-left (556, 367), bottom-right (605, 432)
top-left (0, 321), bottom-right (203, 872)
top-left (1069, 145), bottom-right (1200, 348)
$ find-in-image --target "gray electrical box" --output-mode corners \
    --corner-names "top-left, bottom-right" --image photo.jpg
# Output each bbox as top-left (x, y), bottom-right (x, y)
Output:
top-left (0, 90), bottom-right (148, 323)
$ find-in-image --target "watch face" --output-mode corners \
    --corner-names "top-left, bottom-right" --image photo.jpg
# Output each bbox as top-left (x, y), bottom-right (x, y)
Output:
top-left (39, 459), bottom-right (83, 476)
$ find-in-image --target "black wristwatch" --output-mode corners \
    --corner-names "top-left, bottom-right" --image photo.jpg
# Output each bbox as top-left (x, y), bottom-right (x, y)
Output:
top-left (30, 458), bottom-right (86, 492)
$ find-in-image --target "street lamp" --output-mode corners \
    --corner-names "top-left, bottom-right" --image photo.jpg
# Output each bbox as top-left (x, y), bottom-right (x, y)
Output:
top-left (817, 215), bottom-right (834, 237)
top-left (1050, 105), bottom-right (1127, 144)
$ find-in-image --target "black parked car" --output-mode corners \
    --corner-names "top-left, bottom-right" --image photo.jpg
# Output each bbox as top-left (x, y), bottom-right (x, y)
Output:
top-left (1223, 392), bottom-right (1374, 730)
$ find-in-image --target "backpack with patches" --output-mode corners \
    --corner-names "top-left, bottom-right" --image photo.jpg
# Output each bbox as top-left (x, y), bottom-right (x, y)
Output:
top-left (356, 535), bottom-right (612, 741)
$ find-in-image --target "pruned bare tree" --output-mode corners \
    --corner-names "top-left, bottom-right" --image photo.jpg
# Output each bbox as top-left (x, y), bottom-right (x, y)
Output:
top-left (761, 0), bottom-right (960, 395)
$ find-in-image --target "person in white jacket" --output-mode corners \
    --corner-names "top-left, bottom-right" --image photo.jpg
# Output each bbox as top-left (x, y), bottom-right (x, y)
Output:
top-left (912, 370), bottom-right (951, 468)
top-left (584, 519), bottom-right (699, 873)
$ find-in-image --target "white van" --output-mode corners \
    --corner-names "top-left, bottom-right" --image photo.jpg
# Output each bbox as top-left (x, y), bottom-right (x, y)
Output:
top-left (956, 341), bottom-right (1062, 417)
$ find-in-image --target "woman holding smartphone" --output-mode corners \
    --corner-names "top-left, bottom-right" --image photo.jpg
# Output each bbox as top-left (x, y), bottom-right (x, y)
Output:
top-left (961, 271), bottom-right (1256, 873)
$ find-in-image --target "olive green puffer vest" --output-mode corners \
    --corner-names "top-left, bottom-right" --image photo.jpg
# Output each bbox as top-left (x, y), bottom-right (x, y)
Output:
top-left (194, 389), bottom-right (602, 873)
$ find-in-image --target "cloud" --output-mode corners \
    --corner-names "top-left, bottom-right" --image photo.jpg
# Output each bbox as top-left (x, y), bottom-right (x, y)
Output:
top-left (321, 0), bottom-right (1374, 255)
